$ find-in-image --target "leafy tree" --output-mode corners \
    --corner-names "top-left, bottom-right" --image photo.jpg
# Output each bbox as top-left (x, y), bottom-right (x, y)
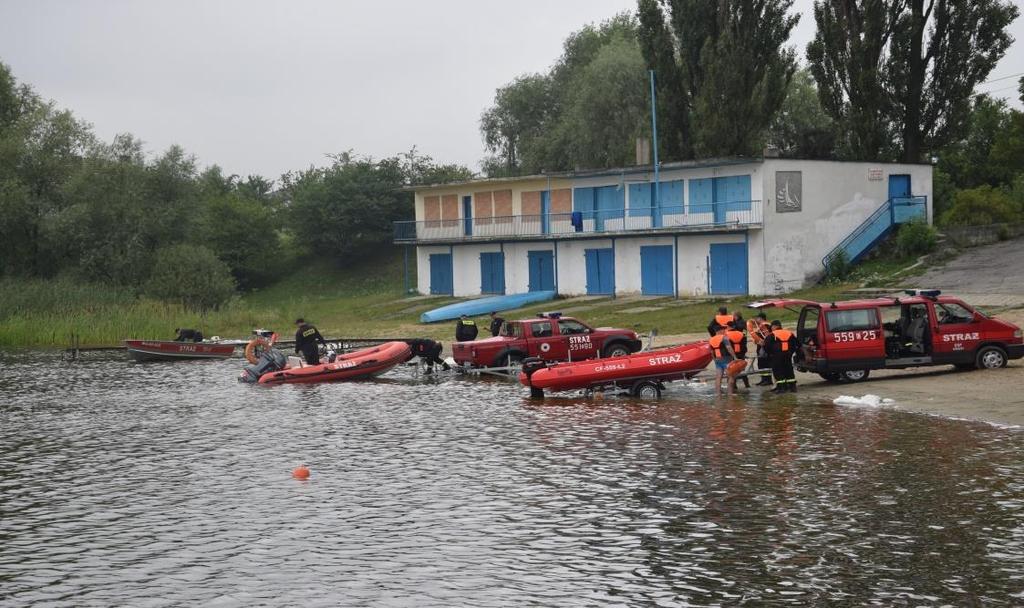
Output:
top-left (479, 74), bottom-right (553, 174)
top-left (0, 63), bottom-right (92, 276)
top-left (808, 0), bottom-right (1019, 162)
top-left (479, 13), bottom-right (644, 174)
top-left (807, 1), bottom-right (903, 161)
top-left (636, 0), bottom-right (799, 158)
top-left (936, 95), bottom-right (1014, 189)
top-left (145, 244), bottom-right (236, 312)
top-left (560, 37), bottom-right (650, 169)
top-left (765, 68), bottom-right (837, 158)
top-left (637, 0), bottom-right (691, 159)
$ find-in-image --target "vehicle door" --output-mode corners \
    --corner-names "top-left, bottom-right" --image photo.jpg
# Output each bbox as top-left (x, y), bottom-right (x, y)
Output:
top-left (930, 301), bottom-right (982, 364)
top-left (528, 320), bottom-right (568, 361)
top-left (822, 306), bottom-right (885, 368)
top-left (558, 319), bottom-right (598, 360)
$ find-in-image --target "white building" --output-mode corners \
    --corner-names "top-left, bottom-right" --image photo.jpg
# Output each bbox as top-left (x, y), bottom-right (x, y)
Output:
top-left (394, 158), bottom-right (933, 298)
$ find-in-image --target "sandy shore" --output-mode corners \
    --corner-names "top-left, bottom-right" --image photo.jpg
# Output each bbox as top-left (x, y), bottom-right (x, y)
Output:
top-left (649, 308), bottom-right (1024, 427)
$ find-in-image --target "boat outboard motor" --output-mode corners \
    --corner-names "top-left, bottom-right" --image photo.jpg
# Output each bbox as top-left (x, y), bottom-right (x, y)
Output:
top-left (521, 357), bottom-right (548, 399)
top-left (238, 348), bottom-right (287, 383)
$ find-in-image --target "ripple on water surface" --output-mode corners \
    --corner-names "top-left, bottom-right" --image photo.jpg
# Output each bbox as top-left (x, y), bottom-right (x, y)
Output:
top-left (1, 351), bottom-right (1023, 606)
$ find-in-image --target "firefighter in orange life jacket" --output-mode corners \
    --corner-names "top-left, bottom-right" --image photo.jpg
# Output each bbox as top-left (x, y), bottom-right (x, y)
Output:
top-left (708, 324), bottom-right (738, 396)
top-left (707, 306), bottom-right (735, 337)
top-left (725, 322), bottom-right (750, 389)
top-left (764, 320), bottom-right (800, 392)
top-left (747, 312), bottom-right (774, 386)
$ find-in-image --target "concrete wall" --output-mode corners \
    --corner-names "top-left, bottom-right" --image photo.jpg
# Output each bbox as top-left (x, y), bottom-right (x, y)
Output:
top-left (759, 159), bottom-right (933, 294)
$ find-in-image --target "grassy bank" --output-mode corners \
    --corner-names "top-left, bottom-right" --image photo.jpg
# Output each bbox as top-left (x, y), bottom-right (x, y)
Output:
top-left (2, 247), bottom-right (897, 349)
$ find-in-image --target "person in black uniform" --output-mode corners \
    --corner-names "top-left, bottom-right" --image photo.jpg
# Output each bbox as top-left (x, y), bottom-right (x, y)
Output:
top-left (174, 328), bottom-right (203, 342)
top-left (763, 320), bottom-right (800, 392)
top-left (294, 318), bottom-right (326, 365)
top-left (406, 338), bottom-right (450, 373)
top-left (488, 312), bottom-right (505, 337)
top-left (455, 315), bottom-right (478, 342)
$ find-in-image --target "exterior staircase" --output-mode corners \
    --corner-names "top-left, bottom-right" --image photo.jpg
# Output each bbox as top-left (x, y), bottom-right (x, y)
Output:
top-left (822, 196), bottom-right (928, 270)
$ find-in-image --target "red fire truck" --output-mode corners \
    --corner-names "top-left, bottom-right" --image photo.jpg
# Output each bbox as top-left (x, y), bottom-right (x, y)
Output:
top-left (749, 290), bottom-right (1024, 382)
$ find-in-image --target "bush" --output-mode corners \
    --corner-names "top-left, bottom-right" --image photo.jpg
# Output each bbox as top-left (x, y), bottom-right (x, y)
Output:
top-left (824, 249), bottom-right (851, 283)
top-left (940, 185), bottom-right (1020, 226)
top-left (896, 220), bottom-right (938, 257)
top-left (145, 245), bottom-right (236, 312)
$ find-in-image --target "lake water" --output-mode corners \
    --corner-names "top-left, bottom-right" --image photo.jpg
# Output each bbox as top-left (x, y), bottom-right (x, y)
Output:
top-left (2, 351), bottom-right (1023, 606)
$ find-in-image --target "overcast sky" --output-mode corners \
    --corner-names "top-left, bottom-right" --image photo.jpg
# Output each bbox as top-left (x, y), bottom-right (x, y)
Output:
top-left (1, 0), bottom-right (1022, 179)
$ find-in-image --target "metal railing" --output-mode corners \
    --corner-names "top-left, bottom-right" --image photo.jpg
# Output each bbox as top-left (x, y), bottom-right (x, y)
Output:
top-left (822, 196), bottom-right (928, 269)
top-left (394, 201), bottom-right (762, 242)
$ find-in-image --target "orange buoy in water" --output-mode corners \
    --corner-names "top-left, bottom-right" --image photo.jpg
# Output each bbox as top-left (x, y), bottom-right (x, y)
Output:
top-left (292, 464), bottom-right (310, 480)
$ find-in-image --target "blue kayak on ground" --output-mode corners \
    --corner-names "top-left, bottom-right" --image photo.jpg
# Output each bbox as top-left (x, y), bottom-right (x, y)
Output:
top-left (420, 291), bottom-right (557, 323)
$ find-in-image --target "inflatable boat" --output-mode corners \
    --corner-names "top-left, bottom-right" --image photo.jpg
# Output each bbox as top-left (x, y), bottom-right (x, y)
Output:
top-left (254, 341), bottom-right (412, 385)
top-left (520, 340), bottom-right (712, 398)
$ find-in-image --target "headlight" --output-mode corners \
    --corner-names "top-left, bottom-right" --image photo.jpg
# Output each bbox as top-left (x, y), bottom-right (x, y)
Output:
top-left (1015, 329), bottom-right (1022, 339)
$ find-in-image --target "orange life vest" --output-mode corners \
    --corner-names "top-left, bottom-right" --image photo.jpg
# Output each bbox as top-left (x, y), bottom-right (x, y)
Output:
top-left (726, 329), bottom-right (745, 352)
top-left (709, 334), bottom-right (729, 359)
top-left (715, 314), bottom-right (734, 328)
top-left (772, 328), bottom-right (793, 351)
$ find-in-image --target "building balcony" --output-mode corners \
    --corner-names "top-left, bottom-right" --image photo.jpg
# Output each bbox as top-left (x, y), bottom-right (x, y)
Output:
top-left (393, 201), bottom-right (763, 244)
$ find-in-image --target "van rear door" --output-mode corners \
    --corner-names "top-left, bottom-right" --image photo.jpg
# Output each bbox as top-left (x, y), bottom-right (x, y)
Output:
top-left (821, 306), bottom-right (885, 369)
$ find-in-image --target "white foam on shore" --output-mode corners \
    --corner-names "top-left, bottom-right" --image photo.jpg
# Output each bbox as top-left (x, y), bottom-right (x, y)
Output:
top-left (833, 394), bottom-right (895, 407)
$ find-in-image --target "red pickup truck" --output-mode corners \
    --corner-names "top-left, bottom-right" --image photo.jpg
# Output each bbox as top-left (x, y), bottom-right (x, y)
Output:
top-left (452, 313), bottom-right (643, 368)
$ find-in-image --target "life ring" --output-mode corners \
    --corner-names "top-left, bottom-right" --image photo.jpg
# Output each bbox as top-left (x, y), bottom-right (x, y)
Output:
top-left (540, 343), bottom-right (551, 353)
top-left (245, 333), bottom-right (278, 364)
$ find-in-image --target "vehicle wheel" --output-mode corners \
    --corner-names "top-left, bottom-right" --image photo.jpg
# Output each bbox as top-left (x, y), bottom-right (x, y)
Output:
top-left (499, 353), bottom-right (524, 375)
top-left (819, 372), bottom-right (842, 383)
top-left (603, 343), bottom-right (632, 358)
top-left (840, 369), bottom-right (870, 382)
top-left (975, 346), bottom-right (1008, 370)
top-left (631, 380), bottom-right (662, 399)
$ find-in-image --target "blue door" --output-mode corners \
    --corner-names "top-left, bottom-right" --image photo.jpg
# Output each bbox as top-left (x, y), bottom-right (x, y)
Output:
top-left (594, 186), bottom-right (625, 231)
top-left (462, 196), bottom-right (473, 236)
top-left (713, 179), bottom-right (728, 223)
top-left (480, 252), bottom-right (505, 294)
top-left (527, 250), bottom-right (555, 292)
top-left (709, 243), bottom-right (748, 295)
top-left (429, 253), bottom-right (453, 295)
top-left (640, 245), bottom-right (674, 296)
top-left (540, 191), bottom-right (551, 234)
top-left (888, 174), bottom-right (911, 200)
top-left (585, 248), bottom-right (615, 295)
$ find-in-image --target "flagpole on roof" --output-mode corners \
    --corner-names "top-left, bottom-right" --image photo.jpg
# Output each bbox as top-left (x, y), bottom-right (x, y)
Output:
top-left (649, 70), bottom-right (660, 214)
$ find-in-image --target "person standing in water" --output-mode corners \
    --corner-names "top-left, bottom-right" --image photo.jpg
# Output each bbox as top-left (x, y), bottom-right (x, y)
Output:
top-left (294, 318), bottom-right (326, 365)
top-left (708, 324), bottom-right (738, 396)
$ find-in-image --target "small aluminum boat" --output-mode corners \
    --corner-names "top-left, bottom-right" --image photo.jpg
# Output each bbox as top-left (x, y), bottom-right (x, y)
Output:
top-left (123, 339), bottom-right (236, 362)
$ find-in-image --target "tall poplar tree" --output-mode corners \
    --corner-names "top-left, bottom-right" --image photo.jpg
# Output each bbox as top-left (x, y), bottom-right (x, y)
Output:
top-left (807, 0), bottom-right (1018, 162)
top-left (637, 0), bottom-right (799, 158)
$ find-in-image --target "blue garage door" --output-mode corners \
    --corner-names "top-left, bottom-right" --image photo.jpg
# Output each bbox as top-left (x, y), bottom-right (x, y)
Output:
top-left (480, 252), bottom-right (505, 294)
top-left (585, 248), bottom-right (615, 295)
top-left (709, 243), bottom-right (748, 295)
top-left (640, 245), bottom-right (674, 296)
top-left (430, 253), bottom-right (453, 295)
top-left (527, 250), bottom-right (555, 292)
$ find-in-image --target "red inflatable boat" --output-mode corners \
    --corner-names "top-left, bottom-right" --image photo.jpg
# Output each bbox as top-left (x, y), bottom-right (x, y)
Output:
top-left (520, 340), bottom-right (712, 398)
top-left (257, 341), bottom-right (412, 385)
